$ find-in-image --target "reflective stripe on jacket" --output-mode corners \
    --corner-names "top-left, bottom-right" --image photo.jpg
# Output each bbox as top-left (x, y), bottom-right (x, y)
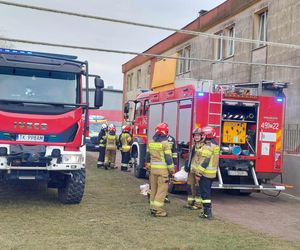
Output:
top-left (197, 143), bottom-right (220, 178)
top-left (147, 140), bottom-right (174, 172)
top-left (120, 132), bottom-right (132, 152)
top-left (106, 134), bottom-right (118, 150)
top-left (98, 130), bottom-right (107, 147)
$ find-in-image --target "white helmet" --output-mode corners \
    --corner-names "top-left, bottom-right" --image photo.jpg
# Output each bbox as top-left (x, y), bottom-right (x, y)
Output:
top-left (101, 123), bottom-right (108, 130)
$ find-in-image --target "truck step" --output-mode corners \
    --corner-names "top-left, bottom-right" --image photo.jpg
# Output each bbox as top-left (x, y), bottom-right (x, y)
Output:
top-left (212, 182), bottom-right (285, 191)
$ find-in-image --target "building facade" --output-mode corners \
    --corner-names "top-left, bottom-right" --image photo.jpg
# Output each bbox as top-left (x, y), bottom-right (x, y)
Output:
top-left (122, 0), bottom-right (300, 125)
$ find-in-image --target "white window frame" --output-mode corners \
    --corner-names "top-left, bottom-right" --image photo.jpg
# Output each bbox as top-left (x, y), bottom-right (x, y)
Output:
top-left (216, 32), bottom-right (224, 60)
top-left (176, 45), bottom-right (191, 75)
top-left (184, 46), bottom-right (191, 72)
top-left (137, 69), bottom-right (141, 88)
top-left (130, 73), bottom-right (134, 90)
top-left (126, 74), bottom-right (131, 91)
top-left (257, 11), bottom-right (268, 47)
top-left (227, 26), bottom-right (235, 57)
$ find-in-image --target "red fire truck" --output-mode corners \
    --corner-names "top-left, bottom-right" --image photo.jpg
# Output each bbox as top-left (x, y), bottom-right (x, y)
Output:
top-left (0, 48), bottom-right (104, 203)
top-left (124, 81), bottom-right (287, 193)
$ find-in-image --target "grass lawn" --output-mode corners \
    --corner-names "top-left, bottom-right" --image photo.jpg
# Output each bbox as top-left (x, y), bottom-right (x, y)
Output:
top-left (0, 156), bottom-right (298, 250)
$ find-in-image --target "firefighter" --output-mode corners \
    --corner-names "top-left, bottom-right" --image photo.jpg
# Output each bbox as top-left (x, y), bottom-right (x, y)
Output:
top-left (146, 122), bottom-right (174, 217)
top-left (195, 126), bottom-right (220, 219)
top-left (119, 125), bottom-right (132, 172)
top-left (97, 123), bottom-right (108, 168)
top-left (104, 124), bottom-right (118, 170)
top-left (167, 133), bottom-right (178, 166)
top-left (184, 127), bottom-right (204, 210)
top-left (165, 133), bottom-right (177, 203)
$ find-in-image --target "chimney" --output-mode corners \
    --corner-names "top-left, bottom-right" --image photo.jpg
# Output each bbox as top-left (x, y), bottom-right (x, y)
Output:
top-left (198, 10), bottom-right (208, 16)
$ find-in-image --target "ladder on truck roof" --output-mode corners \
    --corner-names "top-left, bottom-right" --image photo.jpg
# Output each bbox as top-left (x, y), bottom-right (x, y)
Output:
top-left (207, 92), bottom-right (222, 138)
top-left (216, 81), bottom-right (288, 96)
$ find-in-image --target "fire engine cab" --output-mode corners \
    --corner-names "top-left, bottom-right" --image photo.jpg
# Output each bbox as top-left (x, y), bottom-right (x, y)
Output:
top-left (124, 81), bottom-right (287, 194)
top-left (0, 48), bottom-right (104, 204)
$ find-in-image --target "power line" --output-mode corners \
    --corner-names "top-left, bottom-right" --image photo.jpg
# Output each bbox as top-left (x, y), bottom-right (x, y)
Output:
top-left (0, 0), bottom-right (300, 51)
top-left (1, 37), bottom-right (300, 69)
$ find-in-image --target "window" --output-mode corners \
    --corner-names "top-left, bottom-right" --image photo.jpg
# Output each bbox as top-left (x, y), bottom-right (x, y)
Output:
top-left (126, 74), bottom-right (131, 91)
top-left (126, 73), bottom-right (133, 91)
top-left (176, 45), bottom-right (191, 75)
top-left (215, 32), bottom-right (224, 60)
top-left (144, 99), bottom-right (149, 116)
top-left (227, 26), bottom-right (235, 57)
top-left (147, 65), bottom-right (151, 74)
top-left (184, 46), bottom-right (191, 72)
top-left (0, 68), bottom-right (77, 104)
top-left (257, 10), bottom-right (268, 47)
top-left (137, 69), bottom-right (141, 88)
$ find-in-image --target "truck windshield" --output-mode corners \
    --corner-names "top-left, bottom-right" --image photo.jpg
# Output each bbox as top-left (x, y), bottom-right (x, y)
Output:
top-left (0, 67), bottom-right (78, 104)
top-left (89, 123), bottom-right (102, 133)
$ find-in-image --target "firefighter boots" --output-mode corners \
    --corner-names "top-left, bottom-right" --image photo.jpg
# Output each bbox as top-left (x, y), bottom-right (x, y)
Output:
top-left (164, 195), bottom-right (171, 203)
top-left (97, 161), bottom-right (104, 168)
top-left (199, 206), bottom-right (212, 219)
top-left (150, 209), bottom-right (168, 217)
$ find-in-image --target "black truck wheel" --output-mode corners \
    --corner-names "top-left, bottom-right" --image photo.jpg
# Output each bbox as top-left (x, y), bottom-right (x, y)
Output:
top-left (133, 153), bottom-right (147, 178)
top-left (58, 169), bottom-right (85, 204)
top-left (131, 144), bottom-right (147, 179)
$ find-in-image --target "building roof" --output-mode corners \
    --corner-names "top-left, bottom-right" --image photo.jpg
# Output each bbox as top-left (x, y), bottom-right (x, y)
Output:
top-left (122, 0), bottom-right (260, 73)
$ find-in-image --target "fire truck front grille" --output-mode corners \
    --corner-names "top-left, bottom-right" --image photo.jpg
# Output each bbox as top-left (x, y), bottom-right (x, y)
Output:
top-left (7, 145), bottom-right (52, 167)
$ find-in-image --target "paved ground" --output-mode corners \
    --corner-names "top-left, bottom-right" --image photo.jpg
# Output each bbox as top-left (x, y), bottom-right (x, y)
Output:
top-left (283, 154), bottom-right (300, 196)
top-left (213, 191), bottom-right (300, 243)
top-left (89, 151), bottom-right (300, 244)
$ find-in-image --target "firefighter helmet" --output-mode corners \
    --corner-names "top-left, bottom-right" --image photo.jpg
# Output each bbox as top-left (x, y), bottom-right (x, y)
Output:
top-left (155, 122), bottom-right (169, 136)
top-left (101, 123), bottom-right (108, 130)
top-left (201, 126), bottom-right (216, 139)
top-left (122, 125), bottom-right (131, 133)
top-left (192, 127), bottom-right (202, 136)
top-left (108, 124), bottom-right (116, 133)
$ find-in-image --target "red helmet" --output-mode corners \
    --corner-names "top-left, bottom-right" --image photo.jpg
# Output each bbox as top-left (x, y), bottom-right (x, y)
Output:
top-left (192, 127), bottom-right (202, 136)
top-left (122, 125), bottom-right (131, 133)
top-left (108, 124), bottom-right (116, 133)
top-left (155, 122), bottom-right (169, 136)
top-left (201, 126), bottom-right (216, 139)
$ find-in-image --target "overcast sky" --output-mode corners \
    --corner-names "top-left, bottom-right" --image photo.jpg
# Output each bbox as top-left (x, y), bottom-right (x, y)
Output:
top-left (0, 0), bottom-right (225, 89)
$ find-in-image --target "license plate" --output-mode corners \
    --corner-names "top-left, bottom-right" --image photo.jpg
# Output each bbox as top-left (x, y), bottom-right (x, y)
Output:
top-left (227, 170), bottom-right (248, 176)
top-left (16, 134), bottom-right (44, 142)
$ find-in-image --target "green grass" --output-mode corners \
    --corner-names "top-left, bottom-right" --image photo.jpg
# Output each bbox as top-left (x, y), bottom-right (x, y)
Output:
top-left (0, 156), bottom-right (298, 250)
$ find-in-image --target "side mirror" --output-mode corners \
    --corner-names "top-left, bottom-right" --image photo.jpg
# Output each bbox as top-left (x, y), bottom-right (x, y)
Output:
top-left (95, 77), bottom-right (104, 88)
top-left (94, 88), bottom-right (103, 108)
top-left (124, 102), bottom-right (130, 114)
top-left (94, 77), bottom-right (104, 108)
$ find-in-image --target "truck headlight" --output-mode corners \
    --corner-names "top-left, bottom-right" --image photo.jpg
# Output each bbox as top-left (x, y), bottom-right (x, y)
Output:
top-left (62, 155), bottom-right (83, 164)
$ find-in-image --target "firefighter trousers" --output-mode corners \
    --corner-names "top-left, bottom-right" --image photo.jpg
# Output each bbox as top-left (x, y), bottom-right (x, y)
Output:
top-left (97, 146), bottom-right (106, 166)
top-left (150, 168), bottom-right (169, 214)
top-left (121, 151), bottom-right (130, 171)
top-left (187, 172), bottom-right (201, 207)
top-left (104, 149), bottom-right (116, 169)
top-left (198, 176), bottom-right (213, 209)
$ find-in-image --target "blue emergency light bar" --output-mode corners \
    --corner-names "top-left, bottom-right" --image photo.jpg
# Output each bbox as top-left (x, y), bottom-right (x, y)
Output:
top-left (197, 92), bottom-right (205, 97)
top-left (0, 48), bottom-right (78, 60)
top-left (276, 97), bottom-right (283, 102)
